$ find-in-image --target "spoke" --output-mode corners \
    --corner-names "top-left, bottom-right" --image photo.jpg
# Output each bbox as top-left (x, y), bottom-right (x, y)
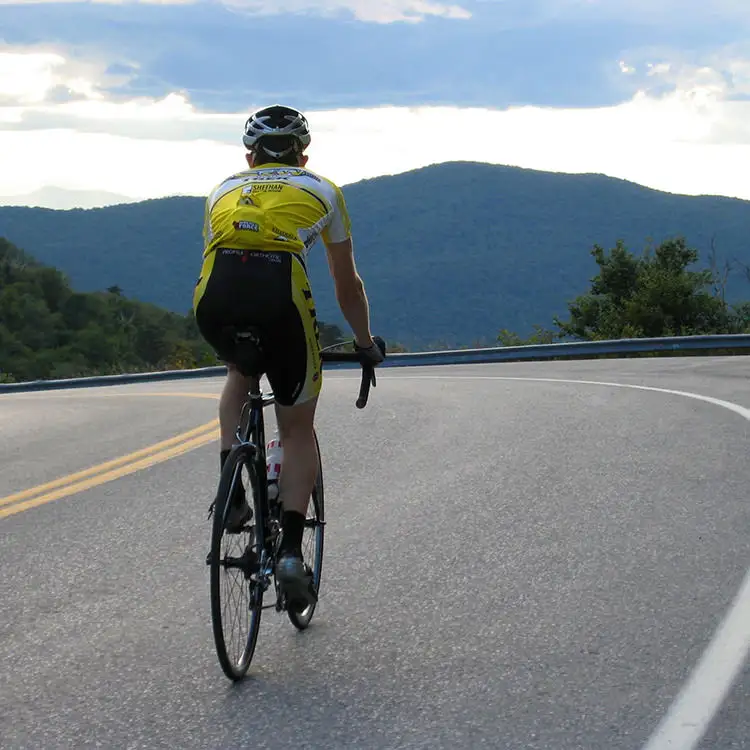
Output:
top-left (221, 531), bottom-right (252, 664)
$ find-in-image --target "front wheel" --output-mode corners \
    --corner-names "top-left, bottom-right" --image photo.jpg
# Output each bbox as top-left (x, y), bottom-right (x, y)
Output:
top-left (209, 445), bottom-right (264, 680)
top-left (287, 429), bottom-right (325, 630)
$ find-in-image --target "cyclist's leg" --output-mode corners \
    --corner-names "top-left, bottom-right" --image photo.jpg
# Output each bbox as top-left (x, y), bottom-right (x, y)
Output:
top-left (275, 395), bottom-right (319, 543)
top-left (273, 395), bottom-right (320, 605)
top-left (219, 364), bottom-right (251, 452)
top-left (276, 254), bottom-right (322, 526)
top-left (263, 255), bottom-right (322, 603)
top-left (194, 251), bottom-right (249, 467)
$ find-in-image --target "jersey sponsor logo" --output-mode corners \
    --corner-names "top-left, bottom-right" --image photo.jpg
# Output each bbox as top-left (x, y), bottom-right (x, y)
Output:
top-left (272, 225), bottom-right (296, 241)
top-left (244, 183), bottom-right (283, 193)
top-left (233, 220), bottom-right (259, 232)
top-left (297, 170), bottom-right (322, 183)
top-left (251, 167), bottom-right (322, 183)
top-left (251, 168), bottom-right (296, 182)
top-left (245, 251), bottom-right (282, 263)
top-left (298, 215), bottom-right (328, 249)
top-left (220, 249), bottom-right (281, 263)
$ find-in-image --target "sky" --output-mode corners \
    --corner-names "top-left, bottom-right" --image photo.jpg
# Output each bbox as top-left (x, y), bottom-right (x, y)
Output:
top-left (1, 0), bottom-right (749, 207)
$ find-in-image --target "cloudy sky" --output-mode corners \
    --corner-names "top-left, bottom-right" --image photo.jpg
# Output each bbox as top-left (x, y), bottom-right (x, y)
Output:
top-left (1, 0), bottom-right (749, 206)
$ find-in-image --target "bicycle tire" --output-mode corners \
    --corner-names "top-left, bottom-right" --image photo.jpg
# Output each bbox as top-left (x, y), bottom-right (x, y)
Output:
top-left (209, 444), bottom-right (264, 681)
top-left (287, 429), bottom-right (325, 630)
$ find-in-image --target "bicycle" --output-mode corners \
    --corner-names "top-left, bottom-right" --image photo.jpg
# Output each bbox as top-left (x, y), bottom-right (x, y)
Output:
top-left (206, 328), bottom-right (386, 681)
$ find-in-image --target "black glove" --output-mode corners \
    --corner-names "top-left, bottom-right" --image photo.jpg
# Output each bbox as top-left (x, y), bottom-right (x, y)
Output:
top-left (355, 336), bottom-right (386, 366)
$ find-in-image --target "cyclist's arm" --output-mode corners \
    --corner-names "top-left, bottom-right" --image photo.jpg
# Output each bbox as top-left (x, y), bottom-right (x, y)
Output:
top-left (324, 236), bottom-right (374, 348)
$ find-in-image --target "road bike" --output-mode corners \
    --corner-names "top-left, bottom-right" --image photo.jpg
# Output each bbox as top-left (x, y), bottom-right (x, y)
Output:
top-left (206, 328), bottom-right (386, 681)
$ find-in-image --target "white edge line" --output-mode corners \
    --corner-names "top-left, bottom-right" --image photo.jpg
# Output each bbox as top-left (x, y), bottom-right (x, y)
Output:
top-left (376, 373), bottom-right (750, 422)
top-left (370, 372), bottom-right (750, 750)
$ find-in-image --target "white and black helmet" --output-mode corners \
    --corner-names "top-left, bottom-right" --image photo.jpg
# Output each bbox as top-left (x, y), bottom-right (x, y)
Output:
top-left (242, 104), bottom-right (311, 158)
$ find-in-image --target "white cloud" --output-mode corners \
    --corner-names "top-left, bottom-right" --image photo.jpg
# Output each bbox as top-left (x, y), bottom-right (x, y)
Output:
top-left (0, 51), bottom-right (69, 104)
top-left (224, 0), bottom-right (471, 22)
top-left (647, 51), bottom-right (750, 98)
top-left (456, 0), bottom-right (750, 29)
top-left (0, 46), bottom-right (134, 108)
top-left (2, 48), bottom-right (750, 203)
top-left (0, 0), bottom-right (471, 22)
top-left (555, 0), bottom-right (750, 24)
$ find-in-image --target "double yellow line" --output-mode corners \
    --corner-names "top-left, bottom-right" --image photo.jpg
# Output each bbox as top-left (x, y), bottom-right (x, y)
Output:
top-left (0, 419), bottom-right (220, 520)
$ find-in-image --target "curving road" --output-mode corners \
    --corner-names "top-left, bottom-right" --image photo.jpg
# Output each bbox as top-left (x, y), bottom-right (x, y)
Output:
top-left (1, 357), bottom-right (749, 750)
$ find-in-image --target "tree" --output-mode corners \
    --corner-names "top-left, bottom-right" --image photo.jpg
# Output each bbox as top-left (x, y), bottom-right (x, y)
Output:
top-left (35, 267), bottom-right (70, 313)
top-left (731, 302), bottom-right (750, 333)
top-left (553, 237), bottom-right (743, 340)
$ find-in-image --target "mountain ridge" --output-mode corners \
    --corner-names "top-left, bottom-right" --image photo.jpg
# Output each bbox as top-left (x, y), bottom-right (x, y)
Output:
top-left (10, 162), bottom-right (749, 211)
top-left (0, 186), bottom-right (137, 210)
top-left (1, 161), bottom-right (748, 348)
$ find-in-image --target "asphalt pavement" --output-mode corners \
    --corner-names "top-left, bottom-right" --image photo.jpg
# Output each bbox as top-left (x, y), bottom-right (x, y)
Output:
top-left (1, 356), bottom-right (748, 750)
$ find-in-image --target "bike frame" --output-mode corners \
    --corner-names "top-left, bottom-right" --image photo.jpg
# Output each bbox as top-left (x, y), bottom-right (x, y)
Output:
top-left (220, 338), bottom-right (385, 603)
top-left (230, 375), bottom-right (280, 593)
top-left (235, 374), bottom-right (274, 488)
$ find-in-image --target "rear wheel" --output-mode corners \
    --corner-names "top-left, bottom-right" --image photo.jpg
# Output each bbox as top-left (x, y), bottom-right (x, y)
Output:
top-left (209, 445), bottom-right (265, 680)
top-left (287, 430), bottom-right (325, 630)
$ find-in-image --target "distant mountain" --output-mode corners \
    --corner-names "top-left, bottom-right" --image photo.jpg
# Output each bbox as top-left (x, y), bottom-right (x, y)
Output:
top-left (1, 162), bottom-right (749, 349)
top-left (0, 186), bottom-right (135, 210)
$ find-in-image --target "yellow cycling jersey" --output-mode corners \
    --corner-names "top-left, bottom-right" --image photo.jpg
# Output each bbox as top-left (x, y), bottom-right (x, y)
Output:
top-left (202, 163), bottom-right (352, 259)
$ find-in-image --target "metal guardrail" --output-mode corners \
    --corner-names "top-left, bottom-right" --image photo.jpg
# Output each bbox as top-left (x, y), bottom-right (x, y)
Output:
top-left (384, 332), bottom-right (750, 367)
top-left (1, 333), bottom-right (749, 394)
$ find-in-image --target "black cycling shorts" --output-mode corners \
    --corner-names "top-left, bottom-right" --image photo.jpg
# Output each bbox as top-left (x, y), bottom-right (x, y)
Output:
top-left (193, 248), bottom-right (322, 406)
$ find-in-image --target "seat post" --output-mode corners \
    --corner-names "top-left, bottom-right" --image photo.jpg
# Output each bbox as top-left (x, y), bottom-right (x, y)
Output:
top-left (247, 375), bottom-right (262, 399)
top-left (230, 327), bottom-right (266, 392)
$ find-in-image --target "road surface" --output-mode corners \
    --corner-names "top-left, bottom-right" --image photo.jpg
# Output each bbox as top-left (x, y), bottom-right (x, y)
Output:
top-left (1, 356), bottom-right (749, 749)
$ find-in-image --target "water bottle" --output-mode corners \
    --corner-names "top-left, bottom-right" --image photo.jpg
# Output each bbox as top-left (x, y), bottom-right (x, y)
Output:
top-left (266, 436), bottom-right (283, 502)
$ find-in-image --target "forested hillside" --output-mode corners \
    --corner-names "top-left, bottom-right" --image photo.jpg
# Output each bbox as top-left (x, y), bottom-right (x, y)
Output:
top-left (0, 237), bottom-right (345, 383)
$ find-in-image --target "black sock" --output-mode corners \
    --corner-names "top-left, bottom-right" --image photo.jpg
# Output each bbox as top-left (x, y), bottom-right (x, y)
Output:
top-left (220, 449), bottom-right (230, 470)
top-left (280, 510), bottom-right (306, 554)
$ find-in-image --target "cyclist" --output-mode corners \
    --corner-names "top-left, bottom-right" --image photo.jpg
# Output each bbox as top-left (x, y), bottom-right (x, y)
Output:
top-left (193, 104), bottom-right (384, 609)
